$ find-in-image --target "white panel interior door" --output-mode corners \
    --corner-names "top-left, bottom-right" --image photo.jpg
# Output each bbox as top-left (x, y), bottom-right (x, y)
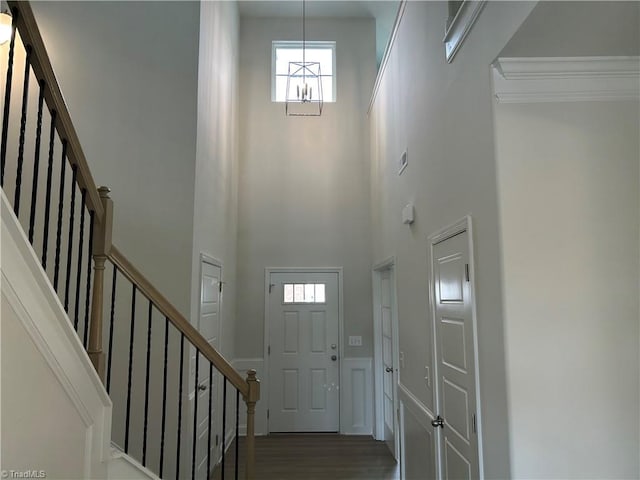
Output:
top-left (432, 231), bottom-right (479, 479)
top-left (194, 258), bottom-right (222, 479)
top-left (380, 268), bottom-right (398, 458)
top-left (268, 271), bottom-right (340, 432)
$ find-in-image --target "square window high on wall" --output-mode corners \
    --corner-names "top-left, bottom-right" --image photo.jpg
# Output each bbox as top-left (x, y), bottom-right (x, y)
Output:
top-left (272, 41), bottom-right (336, 102)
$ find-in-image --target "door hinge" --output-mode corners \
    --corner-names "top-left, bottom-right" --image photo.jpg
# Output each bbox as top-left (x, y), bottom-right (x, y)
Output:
top-left (465, 264), bottom-right (470, 282)
top-left (215, 434), bottom-right (219, 446)
top-left (219, 281), bottom-right (224, 293)
top-left (268, 345), bottom-right (271, 355)
top-left (267, 409), bottom-right (270, 419)
top-left (472, 413), bottom-right (477, 434)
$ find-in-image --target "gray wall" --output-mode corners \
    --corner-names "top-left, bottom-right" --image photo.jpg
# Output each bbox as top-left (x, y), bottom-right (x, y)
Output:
top-left (495, 99), bottom-right (640, 479)
top-left (236, 17), bottom-right (377, 359)
top-left (186, 1), bottom-right (242, 473)
top-left (500, 1), bottom-right (640, 57)
top-left (32, 1), bottom-right (200, 317)
top-left (496, 3), bottom-right (640, 476)
top-left (191, 0), bottom-right (240, 367)
top-left (369, 1), bottom-right (536, 477)
top-left (26, 2), bottom-right (246, 476)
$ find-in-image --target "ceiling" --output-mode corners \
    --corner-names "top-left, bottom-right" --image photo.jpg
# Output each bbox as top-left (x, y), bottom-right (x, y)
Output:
top-left (238, 1), bottom-right (398, 19)
top-left (237, 0), bottom-right (400, 68)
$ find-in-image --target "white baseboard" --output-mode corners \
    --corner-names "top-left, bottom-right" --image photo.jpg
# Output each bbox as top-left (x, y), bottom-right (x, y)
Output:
top-left (341, 357), bottom-right (373, 435)
top-left (109, 445), bottom-right (158, 479)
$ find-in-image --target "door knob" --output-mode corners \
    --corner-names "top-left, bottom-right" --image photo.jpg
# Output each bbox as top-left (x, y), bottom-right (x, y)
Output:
top-left (431, 415), bottom-right (444, 429)
top-left (385, 367), bottom-right (393, 373)
top-left (197, 383), bottom-right (207, 391)
top-left (331, 355), bottom-right (337, 361)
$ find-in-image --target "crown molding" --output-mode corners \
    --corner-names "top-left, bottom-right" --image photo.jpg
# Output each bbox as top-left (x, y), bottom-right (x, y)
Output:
top-left (493, 56), bottom-right (640, 103)
top-left (444, 0), bottom-right (487, 63)
top-left (368, 0), bottom-right (407, 114)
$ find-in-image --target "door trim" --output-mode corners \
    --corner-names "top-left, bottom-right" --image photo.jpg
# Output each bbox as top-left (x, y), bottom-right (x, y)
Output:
top-left (263, 267), bottom-right (344, 434)
top-left (372, 256), bottom-right (400, 460)
top-left (192, 253), bottom-right (224, 473)
top-left (427, 215), bottom-right (484, 479)
top-left (198, 253), bottom-right (224, 341)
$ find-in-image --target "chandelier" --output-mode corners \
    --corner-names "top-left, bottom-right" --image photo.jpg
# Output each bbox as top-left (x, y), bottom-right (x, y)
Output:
top-left (285, 0), bottom-right (323, 116)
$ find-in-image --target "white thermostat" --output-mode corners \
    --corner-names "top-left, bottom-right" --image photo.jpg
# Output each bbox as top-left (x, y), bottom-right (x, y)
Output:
top-left (402, 203), bottom-right (415, 225)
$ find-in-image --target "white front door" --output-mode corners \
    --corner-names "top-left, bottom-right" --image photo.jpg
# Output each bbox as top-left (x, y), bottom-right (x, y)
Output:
top-left (432, 230), bottom-right (479, 479)
top-left (194, 257), bottom-right (222, 479)
top-left (379, 268), bottom-right (398, 458)
top-left (267, 271), bottom-right (340, 432)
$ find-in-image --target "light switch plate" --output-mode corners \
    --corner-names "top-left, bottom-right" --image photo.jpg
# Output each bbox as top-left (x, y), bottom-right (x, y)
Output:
top-left (348, 335), bottom-right (362, 346)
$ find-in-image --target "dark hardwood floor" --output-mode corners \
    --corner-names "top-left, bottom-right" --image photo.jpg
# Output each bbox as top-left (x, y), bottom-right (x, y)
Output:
top-left (214, 434), bottom-right (399, 480)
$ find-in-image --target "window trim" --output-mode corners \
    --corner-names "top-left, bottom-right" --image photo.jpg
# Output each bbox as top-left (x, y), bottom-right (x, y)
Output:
top-left (282, 282), bottom-right (327, 305)
top-left (271, 40), bottom-right (337, 102)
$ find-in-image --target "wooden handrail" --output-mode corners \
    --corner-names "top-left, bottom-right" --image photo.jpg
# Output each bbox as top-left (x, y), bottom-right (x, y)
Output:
top-left (5, 3), bottom-right (258, 476)
top-left (107, 245), bottom-right (249, 397)
top-left (7, 1), bottom-right (104, 221)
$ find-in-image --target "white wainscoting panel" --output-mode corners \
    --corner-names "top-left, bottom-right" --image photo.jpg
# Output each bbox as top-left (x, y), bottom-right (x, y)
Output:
top-left (398, 383), bottom-right (437, 480)
top-left (233, 358), bottom-right (267, 436)
top-left (1, 192), bottom-right (112, 479)
top-left (341, 357), bottom-right (373, 435)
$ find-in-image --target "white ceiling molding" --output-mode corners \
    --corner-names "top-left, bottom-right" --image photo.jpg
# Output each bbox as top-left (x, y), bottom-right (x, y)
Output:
top-left (368, 0), bottom-right (407, 114)
top-left (444, 1), bottom-right (487, 63)
top-left (493, 56), bottom-right (640, 103)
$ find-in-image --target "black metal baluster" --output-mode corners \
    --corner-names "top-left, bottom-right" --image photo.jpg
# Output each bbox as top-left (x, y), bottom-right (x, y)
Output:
top-left (0, 10), bottom-right (18, 186)
top-left (106, 266), bottom-right (117, 394)
top-left (63, 166), bottom-right (77, 310)
top-left (191, 350), bottom-right (200, 480)
top-left (124, 284), bottom-right (137, 454)
top-left (177, 334), bottom-right (185, 480)
top-left (207, 363), bottom-right (213, 478)
top-left (41, 110), bottom-right (57, 268)
top-left (14, 45), bottom-right (32, 216)
top-left (28, 80), bottom-right (45, 243)
top-left (235, 389), bottom-right (240, 480)
top-left (73, 192), bottom-right (86, 331)
top-left (82, 210), bottom-right (94, 347)
top-left (221, 377), bottom-right (227, 480)
top-left (142, 300), bottom-right (152, 466)
top-left (53, 141), bottom-right (67, 290)
top-left (159, 316), bottom-right (169, 478)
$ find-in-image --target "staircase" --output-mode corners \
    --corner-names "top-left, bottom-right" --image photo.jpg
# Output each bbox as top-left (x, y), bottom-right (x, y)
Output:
top-left (0, 2), bottom-right (259, 478)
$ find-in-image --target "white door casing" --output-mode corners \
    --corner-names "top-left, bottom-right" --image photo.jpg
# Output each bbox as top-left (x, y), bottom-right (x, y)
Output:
top-left (266, 270), bottom-right (341, 432)
top-left (193, 255), bottom-right (222, 479)
top-left (373, 258), bottom-right (400, 460)
top-left (429, 217), bottom-right (482, 479)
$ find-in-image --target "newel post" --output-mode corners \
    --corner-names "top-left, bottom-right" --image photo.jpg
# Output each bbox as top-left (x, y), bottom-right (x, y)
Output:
top-left (87, 186), bottom-right (113, 381)
top-left (244, 369), bottom-right (260, 480)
